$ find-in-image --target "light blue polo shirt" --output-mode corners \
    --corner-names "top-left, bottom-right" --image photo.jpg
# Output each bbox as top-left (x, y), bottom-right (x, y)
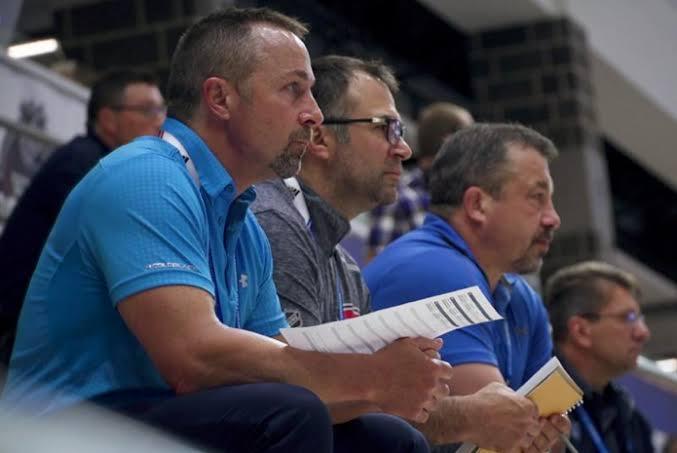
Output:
top-left (364, 213), bottom-right (552, 389)
top-left (3, 117), bottom-right (287, 414)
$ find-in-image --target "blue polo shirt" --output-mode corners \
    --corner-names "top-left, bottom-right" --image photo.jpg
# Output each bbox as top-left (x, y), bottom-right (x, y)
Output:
top-left (3, 118), bottom-right (287, 414)
top-left (364, 213), bottom-right (552, 389)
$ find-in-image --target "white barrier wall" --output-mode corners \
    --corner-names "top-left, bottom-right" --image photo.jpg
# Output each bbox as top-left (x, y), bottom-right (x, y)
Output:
top-left (0, 53), bottom-right (88, 223)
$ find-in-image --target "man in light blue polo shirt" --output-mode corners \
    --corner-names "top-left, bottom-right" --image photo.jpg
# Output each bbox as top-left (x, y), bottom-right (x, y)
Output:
top-left (3, 7), bottom-right (454, 453)
top-left (365, 123), bottom-right (571, 451)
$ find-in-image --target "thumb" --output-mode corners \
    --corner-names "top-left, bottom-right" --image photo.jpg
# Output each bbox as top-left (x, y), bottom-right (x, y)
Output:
top-left (408, 336), bottom-right (443, 351)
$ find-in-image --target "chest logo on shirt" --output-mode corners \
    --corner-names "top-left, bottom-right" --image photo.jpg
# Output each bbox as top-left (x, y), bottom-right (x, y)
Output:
top-left (239, 273), bottom-right (248, 288)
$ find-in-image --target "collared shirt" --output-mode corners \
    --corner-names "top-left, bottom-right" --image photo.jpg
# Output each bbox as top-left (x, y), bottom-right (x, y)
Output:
top-left (2, 117), bottom-right (286, 414)
top-left (252, 178), bottom-right (370, 327)
top-left (364, 213), bottom-right (552, 388)
top-left (366, 167), bottom-right (429, 254)
top-left (558, 355), bottom-right (655, 453)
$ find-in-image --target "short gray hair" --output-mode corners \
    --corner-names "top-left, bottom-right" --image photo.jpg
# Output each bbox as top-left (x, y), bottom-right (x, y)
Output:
top-left (167, 7), bottom-right (308, 122)
top-left (311, 55), bottom-right (398, 144)
top-left (429, 123), bottom-right (558, 209)
top-left (545, 261), bottom-right (641, 343)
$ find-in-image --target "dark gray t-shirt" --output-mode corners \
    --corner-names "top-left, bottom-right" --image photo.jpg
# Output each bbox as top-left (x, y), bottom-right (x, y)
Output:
top-left (252, 178), bottom-right (371, 327)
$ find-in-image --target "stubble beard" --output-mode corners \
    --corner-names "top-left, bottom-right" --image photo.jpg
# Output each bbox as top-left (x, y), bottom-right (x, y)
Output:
top-left (270, 128), bottom-right (309, 179)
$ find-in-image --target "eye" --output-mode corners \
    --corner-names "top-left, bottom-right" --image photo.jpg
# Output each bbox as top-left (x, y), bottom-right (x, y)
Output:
top-left (530, 192), bottom-right (547, 205)
top-left (285, 81), bottom-right (302, 97)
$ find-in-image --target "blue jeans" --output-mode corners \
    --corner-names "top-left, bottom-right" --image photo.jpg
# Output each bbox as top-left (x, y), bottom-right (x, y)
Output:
top-left (91, 383), bottom-right (429, 453)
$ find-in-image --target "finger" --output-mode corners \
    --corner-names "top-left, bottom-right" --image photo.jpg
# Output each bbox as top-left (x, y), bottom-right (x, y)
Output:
top-left (549, 414), bottom-right (571, 434)
top-left (422, 348), bottom-right (441, 359)
top-left (413, 408), bottom-right (430, 424)
top-left (431, 358), bottom-right (454, 380)
top-left (525, 422), bottom-right (541, 438)
top-left (409, 336), bottom-right (443, 351)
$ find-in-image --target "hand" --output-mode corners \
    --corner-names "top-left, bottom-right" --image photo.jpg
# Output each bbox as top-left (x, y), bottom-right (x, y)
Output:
top-left (464, 382), bottom-right (540, 452)
top-left (370, 337), bottom-right (453, 423)
top-left (521, 414), bottom-right (571, 453)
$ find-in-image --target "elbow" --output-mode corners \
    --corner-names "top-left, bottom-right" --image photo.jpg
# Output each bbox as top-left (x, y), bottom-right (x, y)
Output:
top-left (157, 355), bottom-right (212, 394)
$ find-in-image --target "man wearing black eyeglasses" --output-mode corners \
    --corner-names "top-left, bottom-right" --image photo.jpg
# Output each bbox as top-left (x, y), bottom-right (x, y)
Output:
top-left (545, 261), bottom-right (654, 453)
top-left (0, 69), bottom-right (164, 368)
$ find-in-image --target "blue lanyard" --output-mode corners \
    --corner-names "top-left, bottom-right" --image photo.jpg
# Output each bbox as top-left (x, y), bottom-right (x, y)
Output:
top-left (576, 406), bottom-right (611, 453)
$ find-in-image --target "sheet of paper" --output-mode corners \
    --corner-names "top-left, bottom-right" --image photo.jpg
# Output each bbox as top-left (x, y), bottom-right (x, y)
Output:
top-left (280, 285), bottom-right (501, 354)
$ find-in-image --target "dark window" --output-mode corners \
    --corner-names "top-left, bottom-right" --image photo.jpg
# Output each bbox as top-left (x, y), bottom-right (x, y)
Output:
top-left (605, 138), bottom-right (677, 282)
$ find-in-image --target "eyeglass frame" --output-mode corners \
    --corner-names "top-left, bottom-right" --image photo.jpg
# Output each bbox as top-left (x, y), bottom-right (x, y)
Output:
top-left (322, 116), bottom-right (405, 146)
top-left (578, 310), bottom-right (645, 325)
top-left (110, 104), bottom-right (168, 119)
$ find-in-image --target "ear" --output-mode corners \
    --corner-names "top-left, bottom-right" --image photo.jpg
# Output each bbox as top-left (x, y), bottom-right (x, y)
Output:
top-left (202, 77), bottom-right (236, 120)
top-left (567, 317), bottom-right (593, 349)
top-left (462, 186), bottom-right (489, 224)
top-left (96, 107), bottom-right (118, 137)
top-left (305, 125), bottom-right (332, 160)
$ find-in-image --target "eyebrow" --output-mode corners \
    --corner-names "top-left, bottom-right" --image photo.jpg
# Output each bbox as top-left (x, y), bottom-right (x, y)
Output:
top-left (287, 69), bottom-right (313, 83)
top-left (532, 179), bottom-right (554, 193)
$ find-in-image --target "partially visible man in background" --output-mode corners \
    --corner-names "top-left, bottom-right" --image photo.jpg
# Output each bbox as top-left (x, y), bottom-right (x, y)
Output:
top-left (366, 101), bottom-right (473, 260)
top-left (0, 69), bottom-right (165, 367)
top-left (545, 261), bottom-right (654, 452)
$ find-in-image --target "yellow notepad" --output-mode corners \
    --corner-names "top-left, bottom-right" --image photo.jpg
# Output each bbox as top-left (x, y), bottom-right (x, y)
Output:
top-left (457, 356), bottom-right (583, 453)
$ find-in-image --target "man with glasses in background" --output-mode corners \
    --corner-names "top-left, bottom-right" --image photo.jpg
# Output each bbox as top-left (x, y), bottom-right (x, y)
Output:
top-left (545, 261), bottom-right (654, 452)
top-left (0, 69), bottom-right (165, 368)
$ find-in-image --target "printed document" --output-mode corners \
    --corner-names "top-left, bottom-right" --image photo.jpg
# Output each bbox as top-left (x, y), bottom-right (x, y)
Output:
top-left (281, 285), bottom-right (501, 353)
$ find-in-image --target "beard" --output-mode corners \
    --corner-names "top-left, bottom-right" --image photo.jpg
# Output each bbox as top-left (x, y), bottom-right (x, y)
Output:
top-left (511, 229), bottom-right (554, 274)
top-left (270, 128), bottom-right (310, 179)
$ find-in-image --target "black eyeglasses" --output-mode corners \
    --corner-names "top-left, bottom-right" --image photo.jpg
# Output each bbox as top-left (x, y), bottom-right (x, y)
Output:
top-left (111, 104), bottom-right (167, 119)
top-left (322, 116), bottom-right (405, 145)
top-left (579, 311), bottom-right (645, 326)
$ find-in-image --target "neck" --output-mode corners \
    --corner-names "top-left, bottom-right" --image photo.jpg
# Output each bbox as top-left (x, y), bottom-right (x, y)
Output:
top-left (559, 343), bottom-right (612, 392)
top-left (93, 124), bottom-right (117, 150)
top-left (298, 166), bottom-right (366, 220)
top-left (188, 116), bottom-right (263, 196)
top-left (448, 213), bottom-right (504, 290)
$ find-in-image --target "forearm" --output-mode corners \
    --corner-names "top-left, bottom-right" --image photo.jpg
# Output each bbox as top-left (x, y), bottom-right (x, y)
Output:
top-left (173, 324), bottom-right (377, 407)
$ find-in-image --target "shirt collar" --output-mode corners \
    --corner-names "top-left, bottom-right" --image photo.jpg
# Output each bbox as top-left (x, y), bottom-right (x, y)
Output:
top-left (272, 178), bottom-right (350, 256)
top-left (162, 117), bottom-right (253, 201)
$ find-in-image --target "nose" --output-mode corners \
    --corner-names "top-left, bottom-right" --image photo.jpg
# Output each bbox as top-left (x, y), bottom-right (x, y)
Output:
top-left (633, 317), bottom-right (651, 343)
top-left (542, 199), bottom-right (561, 231)
top-left (299, 93), bottom-right (323, 127)
top-left (391, 139), bottom-right (413, 161)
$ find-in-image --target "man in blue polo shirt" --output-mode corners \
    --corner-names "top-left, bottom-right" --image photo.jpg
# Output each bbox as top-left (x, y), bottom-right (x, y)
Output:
top-left (365, 123), bottom-right (570, 451)
top-left (3, 7), bottom-right (453, 453)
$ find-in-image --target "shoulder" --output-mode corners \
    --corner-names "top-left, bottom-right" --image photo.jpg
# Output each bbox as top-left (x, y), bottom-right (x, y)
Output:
top-left (78, 138), bottom-right (198, 215)
top-left (366, 229), bottom-right (485, 307)
top-left (507, 275), bottom-right (545, 309)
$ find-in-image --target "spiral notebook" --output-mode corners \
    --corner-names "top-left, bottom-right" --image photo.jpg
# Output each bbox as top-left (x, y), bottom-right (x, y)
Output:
top-left (456, 356), bottom-right (583, 453)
